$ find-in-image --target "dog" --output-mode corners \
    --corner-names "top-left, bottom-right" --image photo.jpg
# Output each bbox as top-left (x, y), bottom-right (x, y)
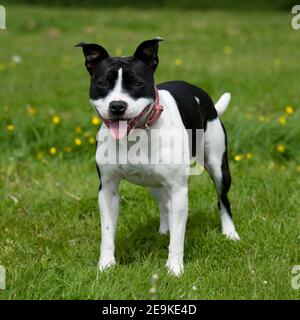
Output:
top-left (76, 37), bottom-right (240, 276)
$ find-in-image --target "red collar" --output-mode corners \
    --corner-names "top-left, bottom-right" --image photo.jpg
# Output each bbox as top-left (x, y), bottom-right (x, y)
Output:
top-left (101, 87), bottom-right (164, 136)
top-left (129, 87), bottom-right (164, 129)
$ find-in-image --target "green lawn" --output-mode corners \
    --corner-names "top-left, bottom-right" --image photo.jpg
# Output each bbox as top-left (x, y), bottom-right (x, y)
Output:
top-left (0, 5), bottom-right (299, 299)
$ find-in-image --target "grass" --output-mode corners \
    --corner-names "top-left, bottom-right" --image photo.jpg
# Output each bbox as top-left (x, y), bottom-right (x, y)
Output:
top-left (0, 5), bottom-right (300, 299)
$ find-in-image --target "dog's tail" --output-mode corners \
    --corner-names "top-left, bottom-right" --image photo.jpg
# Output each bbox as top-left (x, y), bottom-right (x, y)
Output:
top-left (215, 92), bottom-right (231, 116)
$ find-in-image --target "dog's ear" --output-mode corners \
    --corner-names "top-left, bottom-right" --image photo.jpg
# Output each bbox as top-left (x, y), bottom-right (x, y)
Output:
top-left (133, 37), bottom-right (163, 72)
top-left (75, 42), bottom-right (110, 75)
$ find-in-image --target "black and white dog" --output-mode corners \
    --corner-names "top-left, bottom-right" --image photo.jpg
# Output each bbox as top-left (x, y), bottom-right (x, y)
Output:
top-left (76, 37), bottom-right (240, 276)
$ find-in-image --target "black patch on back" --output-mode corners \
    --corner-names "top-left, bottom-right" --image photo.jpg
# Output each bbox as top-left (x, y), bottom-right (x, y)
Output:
top-left (157, 81), bottom-right (218, 156)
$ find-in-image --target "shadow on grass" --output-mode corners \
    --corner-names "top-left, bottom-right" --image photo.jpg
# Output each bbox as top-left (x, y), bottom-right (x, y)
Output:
top-left (116, 207), bottom-right (219, 266)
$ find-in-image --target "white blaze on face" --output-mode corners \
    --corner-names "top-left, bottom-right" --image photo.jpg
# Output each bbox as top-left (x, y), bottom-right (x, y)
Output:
top-left (90, 68), bottom-right (153, 120)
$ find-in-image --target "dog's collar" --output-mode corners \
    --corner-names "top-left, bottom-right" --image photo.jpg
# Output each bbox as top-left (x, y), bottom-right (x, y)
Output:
top-left (101, 86), bottom-right (164, 135)
top-left (130, 87), bottom-right (164, 129)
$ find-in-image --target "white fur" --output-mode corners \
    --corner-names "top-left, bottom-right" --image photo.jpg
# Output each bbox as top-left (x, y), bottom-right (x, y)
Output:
top-left (96, 88), bottom-right (239, 277)
top-left (215, 92), bottom-right (231, 116)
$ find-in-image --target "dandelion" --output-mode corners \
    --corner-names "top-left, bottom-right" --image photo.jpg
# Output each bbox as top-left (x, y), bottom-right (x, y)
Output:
top-left (6, 124), bottom-right (14, 131)
top-left (258, 115), bottom-right (266, 122)
top-left (223, 46), bottom-right (232, 55)
top-left (88, 136), bottom-right (96, 144)
top-left (276, 144), bottom-right (285, 153)
top-left (273, 58), bottom-right (282, 66)
top-left (91, 116), bottom-right (100, 125)
top-left (36, 151), bottom-right (45, 160)
top-left (296, 165), bottom-right (300, 173)
top-left (74, 138), bottom-right (82, 146)
top-left (278, 116), bottom-right (287, 126)
top-left (75, 126), bottom-right (82, 133)
top-left (49, 147), bottom-right (57, 155)
top-left (52, 115), bottom-right (61, 125)
top-left (192, 285), bottom-right (197, 291)
top-left (62, 56), bottom-right (72, 65)
top-left (285, 105), bottom-right (294, 115)
top-left (0, 63), bottom-right (7, 71)
top-left (246, 152), bottom-right (253, 159)
top-left (63, 147), bottom-right (72, 153)
top-left (114, 48), bottom-right (123, 56)
top-left (174, 58), bottom-right (183, 66)
top-left (234, 154), bottom-right (244, 161)
top-left (268, 161), bottom-right (275, 171)
top-left (26, 105), bottom-right (37, 115)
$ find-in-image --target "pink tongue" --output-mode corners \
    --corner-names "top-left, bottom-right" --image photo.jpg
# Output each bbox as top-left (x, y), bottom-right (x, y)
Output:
top-left (109, 120), bottom-right (128, 140)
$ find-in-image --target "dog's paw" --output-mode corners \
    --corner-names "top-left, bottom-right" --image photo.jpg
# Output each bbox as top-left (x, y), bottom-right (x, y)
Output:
top-left (223, 230), bottom-right (241, 241)
top-left (159, 225), bottom-right (169, 235)
top-left (166, 257), bottom-right (184, 277)
top-left (98, 256), bottom-right (116, 272)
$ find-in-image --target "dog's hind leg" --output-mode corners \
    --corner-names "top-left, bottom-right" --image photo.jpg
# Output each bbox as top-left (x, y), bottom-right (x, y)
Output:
top-left (149, 187), bottom-right (169, 234)
top-left (204, 118), bottom-right (240, 240)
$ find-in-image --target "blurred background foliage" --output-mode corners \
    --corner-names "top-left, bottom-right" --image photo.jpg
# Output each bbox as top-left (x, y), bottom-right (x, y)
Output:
top-left (3, 0), bottom-right (299, 10)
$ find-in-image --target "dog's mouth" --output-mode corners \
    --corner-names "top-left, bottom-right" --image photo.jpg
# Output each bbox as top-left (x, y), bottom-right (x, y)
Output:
top-left (107, 120), bottom-right (130, 140)
top-left (102, 104), bottom-right (152, 140)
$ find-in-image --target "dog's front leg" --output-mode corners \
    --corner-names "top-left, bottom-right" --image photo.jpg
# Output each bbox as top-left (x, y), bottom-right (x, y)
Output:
top-left (166, 185), bottom-right (188, 277)
top-left (98, 176), bottom-right (120, 272)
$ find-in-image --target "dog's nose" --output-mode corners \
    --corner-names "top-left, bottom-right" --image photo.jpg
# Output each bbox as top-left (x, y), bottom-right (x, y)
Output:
top-left (109, 100), bottom-right (127, 116)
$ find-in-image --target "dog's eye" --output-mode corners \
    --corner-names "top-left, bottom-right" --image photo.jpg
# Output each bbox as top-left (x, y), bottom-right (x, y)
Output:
top-left (135, 81), bottom-right (143, 87)
top-left (97, 80), bottom-right (108, 88)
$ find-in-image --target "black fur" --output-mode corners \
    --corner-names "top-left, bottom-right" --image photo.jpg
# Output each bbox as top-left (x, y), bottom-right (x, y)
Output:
top-left (157, 81), bottom-right (218, 156)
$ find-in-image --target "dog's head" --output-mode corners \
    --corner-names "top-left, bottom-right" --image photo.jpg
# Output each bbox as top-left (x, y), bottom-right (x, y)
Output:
top-left (76, 37), bottom-right (163, 139)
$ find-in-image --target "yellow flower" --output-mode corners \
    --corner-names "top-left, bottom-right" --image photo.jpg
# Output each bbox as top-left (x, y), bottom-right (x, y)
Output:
top-left (273, 58), bottom-right (282, 66)
top-left (258, 115), bottom-right (266, 122)
top-left (268, 161), bottom-right (275, 171)
top-left (74, 138), bottom-right (82, 146)
top-left (114, 48), bottom-right (123, 56)
top-left (26, 105), bottom-right (37, 115)
top-left (62, 56), bottom-right (72, 65)
top-left (296, 165), bottom-right (300, 173)
top-left (234, 154), bottom-right (244, 161)
top-left (63, 147), bottom-right (72, 153)
top-left (246, 152), bottom-right (253, 159)
top-left (276, 144), bottom-right (285, 153)
top-left (285, 105), bottom-right (294, 115)
top-left (174, 58), bottom-right (183, 66)
top-left (52, 115), bottom-right (61, 125)
top-left (49, 147), bottom-right (57, 155)
top-left (278, 116), bottom-right (287, 126)
top-left (223, 46), bottom-right (232, 55)
top-left (88, 136), bottom-right (96, 144)
top-left (36, 151), bottom-right (45, 160)
top-left (91, 116), bottom-right (100, 125)
top-left (75, 126), bottom-right (82, 133)
top-left (0, 63), bottom-right (7, 71)
top-left (6, 124), bottom-right (15, 131)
